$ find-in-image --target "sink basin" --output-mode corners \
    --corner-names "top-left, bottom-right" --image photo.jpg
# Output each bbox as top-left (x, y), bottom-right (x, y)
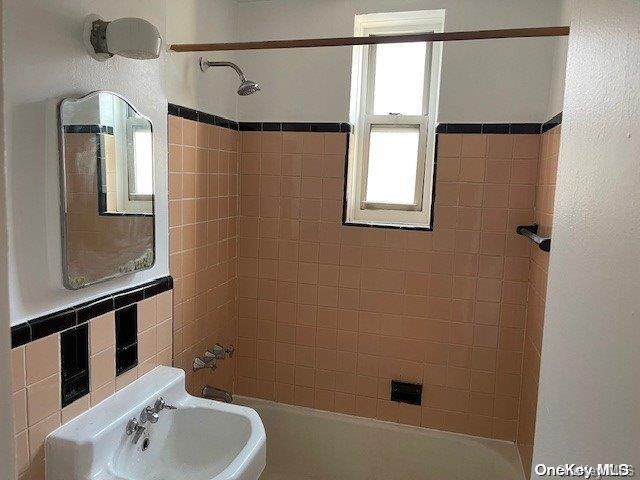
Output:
top-left (46, 366), bottom-right (266, 480)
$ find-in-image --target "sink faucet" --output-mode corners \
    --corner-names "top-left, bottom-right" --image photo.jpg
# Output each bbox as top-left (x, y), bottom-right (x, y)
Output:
top-left (202, 386), bottom-right (233, 403)
top-left (125, 397), bottom-right (177, 444)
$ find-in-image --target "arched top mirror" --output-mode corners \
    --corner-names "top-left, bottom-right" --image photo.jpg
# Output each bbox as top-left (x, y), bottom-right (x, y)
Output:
top-left (59, 91), bottom-right (155, 289)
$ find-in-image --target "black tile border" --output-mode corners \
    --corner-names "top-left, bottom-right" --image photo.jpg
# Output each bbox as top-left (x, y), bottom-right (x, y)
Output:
top-left (63, 124), bottom-right (114, 135)
top-left (542, 112), bottom-right (563, 133)
top-left (168, 102), bottom-right (352, 133)
top-left (436, 122), bottom-right (543, 134)
top-left (244, 121), bottom-right (352, 133)
top-left (11, 276), bottom-right (173, 348)
top-left (436, 112), bottom-right (562, 135)
top-left (168, 103), bottom-right (239, 131)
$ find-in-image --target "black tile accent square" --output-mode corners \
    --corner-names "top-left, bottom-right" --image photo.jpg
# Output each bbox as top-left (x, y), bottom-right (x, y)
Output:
top-left (60, 324), bottom-right (89, 408)
top-left (115, 305), bottom-right (138, 376)
top-left (390, 380), bottom-right (423, 405)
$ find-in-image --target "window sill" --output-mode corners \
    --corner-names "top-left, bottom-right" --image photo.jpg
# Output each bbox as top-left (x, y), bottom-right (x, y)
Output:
top-left (342, 220), bottom-right (432, 231)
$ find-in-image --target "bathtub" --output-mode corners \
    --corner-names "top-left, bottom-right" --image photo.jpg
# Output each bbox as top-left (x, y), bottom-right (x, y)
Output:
top-left (235, 396), bottom-right (525, 480)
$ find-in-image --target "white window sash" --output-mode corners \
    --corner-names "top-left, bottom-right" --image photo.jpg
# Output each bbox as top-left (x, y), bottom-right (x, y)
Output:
top-left (346, 10), bottom-right (444, 228)
top-left (360, 117), bottom-right (428, 211)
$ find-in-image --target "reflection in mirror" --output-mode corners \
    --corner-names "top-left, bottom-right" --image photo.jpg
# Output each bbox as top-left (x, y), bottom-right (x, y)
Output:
top-left (59, 91), bottom-right (155, 289)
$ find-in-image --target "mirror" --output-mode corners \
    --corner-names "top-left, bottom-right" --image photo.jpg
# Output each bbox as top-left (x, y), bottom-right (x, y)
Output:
top-left (59, 91), bottom-right (155, 289)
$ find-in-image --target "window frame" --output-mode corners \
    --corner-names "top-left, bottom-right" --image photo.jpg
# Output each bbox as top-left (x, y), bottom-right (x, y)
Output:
top-left (346, 10), bottom-right (445, 229)
top-left (123, 117), bottom-right (154, 214)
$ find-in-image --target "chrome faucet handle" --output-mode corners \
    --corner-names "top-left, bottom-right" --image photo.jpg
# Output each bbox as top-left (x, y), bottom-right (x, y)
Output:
top-left (126, 417), bottom-right (140, 435)
top-left (211, 343), bottom-right (226, 359)
top-left (204, 349), bottom-right (218, 360)
top-left (126, 417), bottom-right (146, 444)
top-left (140, 405), bottom-right (159, 424)
top-left (153, 396), bottom-right (177, 412)
top-left (210, 343), bottom-right (234, 359)
top-left (193, 356), bottom-right (217, 371)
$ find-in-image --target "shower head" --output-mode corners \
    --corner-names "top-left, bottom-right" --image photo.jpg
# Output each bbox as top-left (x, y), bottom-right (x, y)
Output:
top-left (238, 79), bottom-right (261, 96)
top-left (199, 57), bottom-right (261, 96)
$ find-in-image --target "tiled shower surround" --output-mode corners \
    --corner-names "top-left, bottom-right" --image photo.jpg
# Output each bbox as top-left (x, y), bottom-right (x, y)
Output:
top-left (517, 125), bottom-right (559, 475)
top-left (167, 114), bottom-right (239, 396)
top-left (235, 128), bottom-right (545, 441)
top-left (10, 109), bottom-right (558, 479)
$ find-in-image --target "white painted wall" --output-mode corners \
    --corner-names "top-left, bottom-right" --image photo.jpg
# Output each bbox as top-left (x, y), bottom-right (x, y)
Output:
top-left (533, 0), bottom-right (640, 475)
top-left (3, 0), bottom-right (168, 325)
top-left (165, 0), bottom-right (239, 119)
top-left (0, 0), bottom-right (16, 474)
top-left (234, 0), bottom-right (566, 123)
top-left (545, 0), bottom-right (572, 119)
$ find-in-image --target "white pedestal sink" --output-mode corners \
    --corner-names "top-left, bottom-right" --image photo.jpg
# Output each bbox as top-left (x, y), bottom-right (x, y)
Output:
top-left (46, 366), bottom-right (266, 480)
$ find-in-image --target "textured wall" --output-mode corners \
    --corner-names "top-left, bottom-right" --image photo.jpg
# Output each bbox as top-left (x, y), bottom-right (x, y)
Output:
top-left (533, 0), bottom-right (640, 471)
top-left (3, 0), bottom-right (168, 324)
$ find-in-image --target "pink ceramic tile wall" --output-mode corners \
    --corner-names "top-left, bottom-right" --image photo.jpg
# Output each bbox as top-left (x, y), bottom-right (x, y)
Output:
top-left (168, 115), bottom-right (239, 396)
top-left (235, 130), bottom-right (542, 441)
top-left (517, 125), bottom-right (560, 475)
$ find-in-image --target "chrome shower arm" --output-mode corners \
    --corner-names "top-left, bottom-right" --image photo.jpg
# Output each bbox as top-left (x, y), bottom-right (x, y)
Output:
top-left (199, 59), bottom-right (247, 81)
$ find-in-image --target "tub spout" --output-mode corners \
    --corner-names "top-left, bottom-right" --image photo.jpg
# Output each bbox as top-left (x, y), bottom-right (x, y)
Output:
top-left (202, 385), bottom-right (233, 403)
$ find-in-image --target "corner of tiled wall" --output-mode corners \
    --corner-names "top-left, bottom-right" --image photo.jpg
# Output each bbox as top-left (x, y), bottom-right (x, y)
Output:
top-left (516, 124), bottom-right (560, 477)
top-left (168, 113), bottom-right (239, 399)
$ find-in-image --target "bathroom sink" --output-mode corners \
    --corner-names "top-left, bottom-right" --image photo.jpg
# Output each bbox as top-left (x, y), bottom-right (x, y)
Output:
top-left (46, 366), bottom-right (266, 480)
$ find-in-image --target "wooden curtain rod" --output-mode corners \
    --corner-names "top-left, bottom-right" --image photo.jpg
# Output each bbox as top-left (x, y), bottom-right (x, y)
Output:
top-left (169, 26), bottom-right (569, 52)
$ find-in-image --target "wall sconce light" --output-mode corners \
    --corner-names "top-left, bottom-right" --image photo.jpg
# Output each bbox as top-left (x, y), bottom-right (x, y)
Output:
top-left (83, 14), bottom-right (162, 61)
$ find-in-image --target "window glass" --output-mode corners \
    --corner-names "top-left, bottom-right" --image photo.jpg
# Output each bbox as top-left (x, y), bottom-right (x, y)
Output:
top-left (372, 42), bottom-right (427, 115)
top-left (131, 129), bottom-right (153, 196)
top-left (365, 125), bottom-right (420, 204)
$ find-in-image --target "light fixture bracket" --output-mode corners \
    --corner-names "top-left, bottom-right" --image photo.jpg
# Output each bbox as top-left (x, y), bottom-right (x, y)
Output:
top-left (83, 14), bottom-right (113, 61)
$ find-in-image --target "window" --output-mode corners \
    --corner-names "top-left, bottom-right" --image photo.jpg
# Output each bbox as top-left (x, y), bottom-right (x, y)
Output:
top-left (123, 117), bottom-right (154, 214)
top-left (345, 10), bottom-right (444, 228)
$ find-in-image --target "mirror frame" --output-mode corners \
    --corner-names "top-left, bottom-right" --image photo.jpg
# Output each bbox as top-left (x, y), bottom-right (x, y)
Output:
top-left (57, 90), bottom-right (156, 289)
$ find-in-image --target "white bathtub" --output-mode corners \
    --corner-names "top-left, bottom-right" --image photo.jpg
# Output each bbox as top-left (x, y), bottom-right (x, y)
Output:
top-left (235, 396), bottom-right (525, 480)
